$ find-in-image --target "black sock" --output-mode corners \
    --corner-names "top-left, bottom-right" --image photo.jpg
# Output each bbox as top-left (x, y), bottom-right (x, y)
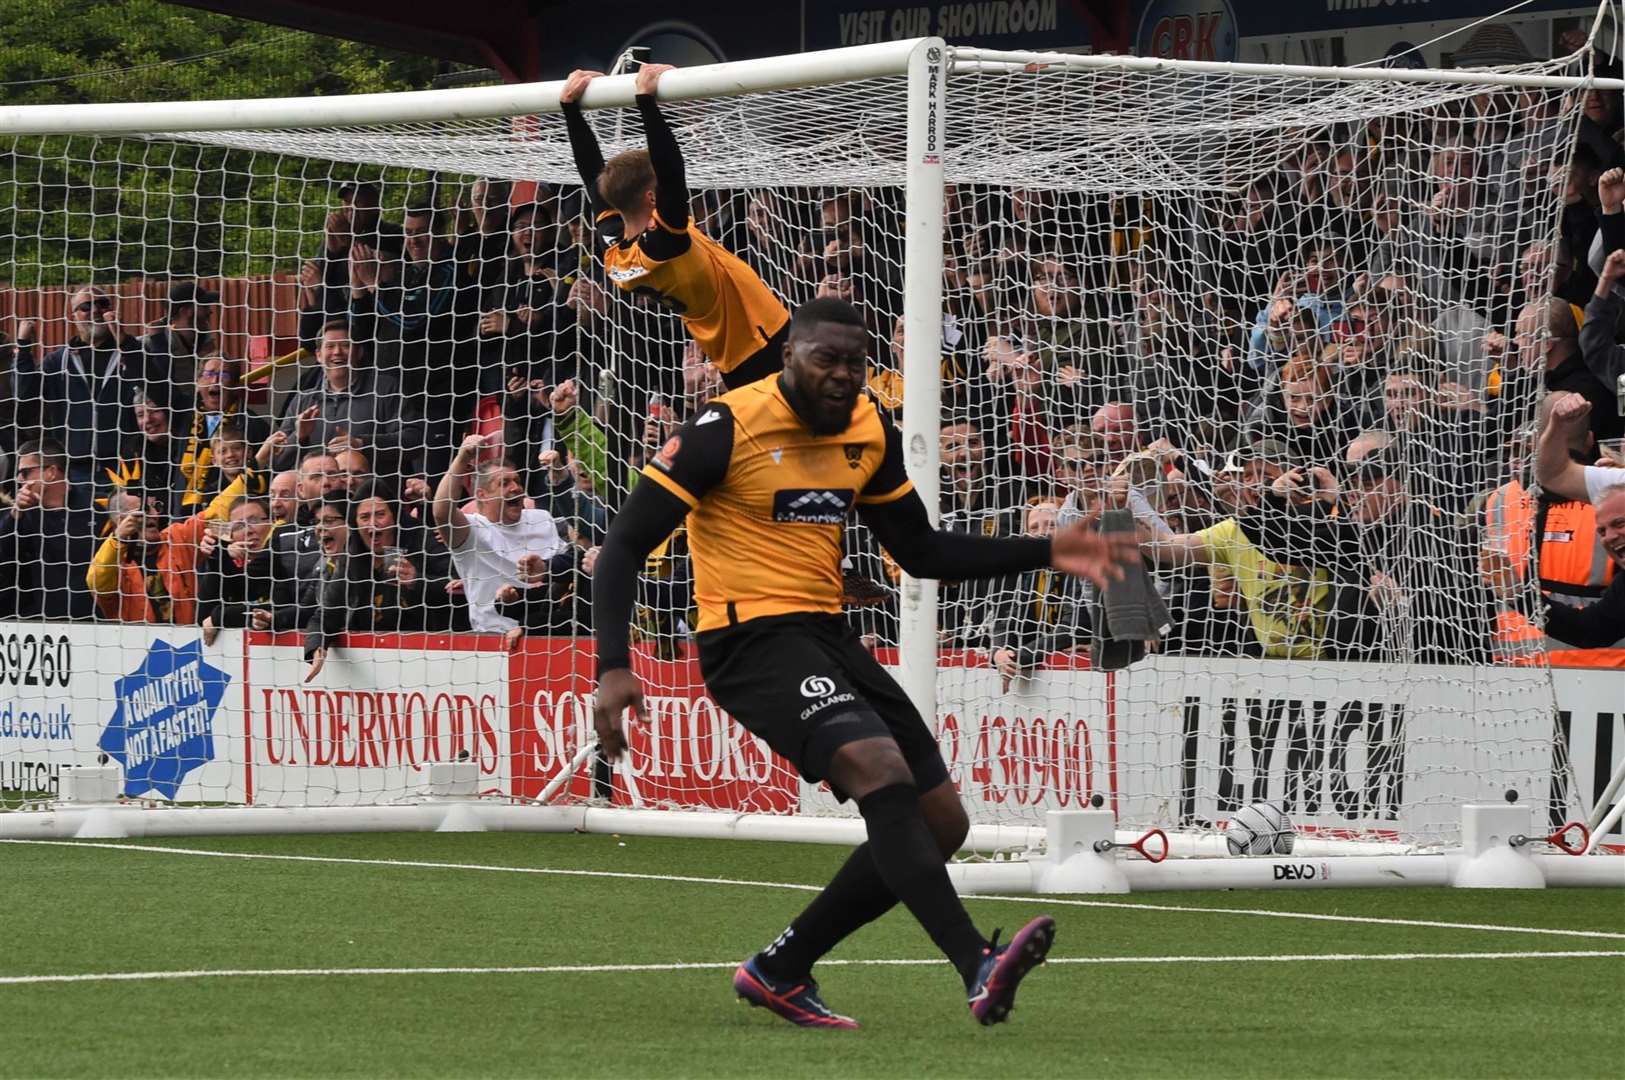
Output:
top-left (856, 782), bottom-right (986, 989)
top-left (755, 842), bottom-right (897, 980)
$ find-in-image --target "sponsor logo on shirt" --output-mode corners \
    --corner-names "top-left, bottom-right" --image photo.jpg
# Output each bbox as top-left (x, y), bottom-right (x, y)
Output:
top-left (606, 264), bottom-right (650, 284)
top-left (799, 675), bottom-right (836, 699)
top-left (772, 488), bottom-right (854, 524)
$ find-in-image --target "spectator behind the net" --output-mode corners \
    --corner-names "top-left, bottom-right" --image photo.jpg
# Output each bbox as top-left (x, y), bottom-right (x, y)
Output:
top-left (1242, 351), bottom-right (1359, 469)
top-left (352, 189), bottom-right (463, 482)
top-left (1026, 252), bottom-right (1121, 411)
top-left (1578, 246), bottom-right (1625, 439)
top-left (490, 202), bottom-right (584, 420)
top-left (505, 369), bottom-right (607, 503)
top-left (1519, 235), bottom-right (1588, 310)
top-left (189, 412), bottom-right (269, 506)
top-left (303, 483), bottom-right (460, 681)
top-left (272, 319), bottom-right (419, 474)
top-left (295, 181), bottom-right (398, 350)
top-left (266, 450), bottom-right (345, 630)
top-left (1238, 432), bottom-right (1490, 664)
top-left (297, 492), bottom-right (352, 681)
top-left (196, 495), bottom-right (277, 644)
top-left (88, 473), bottom-right (246, 624)
top-left (988, 496), bottom-right (1091, 687)
top-left (1482, 392), bottom-right (1624, 657)
top-left (0, 439), bottom-right (98, 620)
top-left (1143, 448), bottom-right (1337, 661)
top-left (143, 281), bottom-right (218, 390)
top-left (1503, 294), bottom-right (1622, 442)
top-left (268, 470), bottom-right (299, 526)
top-left (1540, 488), bottom-right (1625, 650)
top-left (433, 432), bottom-right (566, 636)
top-left (1327, 274), bottom-right (1412, 428)
top-left (1195, 173), bottom-right (1290, 333)
top-left (190, 352), bottom-right (229, 438)
top-left (491, 541), bottom-right (598, 636)
top-left (1377, 352), bottom-right (1493, 512)
top-left (983, 327), bottom-right (1081, 487)
top-left (1246, 241), bottom-right (1347, 376)
top-left (112, 382), bottom-right (189, 519)
top-left (937, 421), bottom-right (1015, 647)
top-left (11, 286), bottom-right (161, 484)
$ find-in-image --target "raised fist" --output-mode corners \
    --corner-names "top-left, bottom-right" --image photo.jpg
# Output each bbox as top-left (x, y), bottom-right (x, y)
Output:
top-left (1549, 391), bottom-right (1592, 427)
top-left (1600, 167), bottom-right (1625, 213)
top-left (1602, 248), bottom-right (1625, 283)
top-left (550, 378), bottom-right (578, 415)
top-left (516, 552), bottom-right (548, 585)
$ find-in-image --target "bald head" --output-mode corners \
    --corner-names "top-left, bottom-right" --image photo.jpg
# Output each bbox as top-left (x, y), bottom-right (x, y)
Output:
top-left (1598, 486), bottom-right (1625, 570)
top-left (1091, 401), bottom-right (1139, 462)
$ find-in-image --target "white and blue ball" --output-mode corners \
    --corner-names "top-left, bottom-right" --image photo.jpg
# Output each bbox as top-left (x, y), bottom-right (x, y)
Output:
top-left (1225, 801), bottom-right (1295, 856)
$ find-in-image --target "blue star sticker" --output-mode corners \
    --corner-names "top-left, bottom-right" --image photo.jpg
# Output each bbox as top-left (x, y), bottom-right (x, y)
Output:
top-left (99, 639), bottom-right (231, 800)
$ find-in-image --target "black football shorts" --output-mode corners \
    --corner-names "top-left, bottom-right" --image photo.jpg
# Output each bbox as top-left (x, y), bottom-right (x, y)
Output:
top-left (698, 612), bottom-right (949, 798)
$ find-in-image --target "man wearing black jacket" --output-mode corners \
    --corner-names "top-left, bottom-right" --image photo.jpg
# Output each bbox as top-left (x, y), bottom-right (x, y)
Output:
top-left (0, 440), bottom-right (97, 620)
top-left (11, 288), bottom-right (162, 484)
top-left (196, 497), bottom-right (278, 641)
top-left (591, 299), bottom-right (1136, 1029)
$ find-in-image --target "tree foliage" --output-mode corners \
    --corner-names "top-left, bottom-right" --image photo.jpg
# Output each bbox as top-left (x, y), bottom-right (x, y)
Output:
top-left (0, 0), bottom-right (447, 285)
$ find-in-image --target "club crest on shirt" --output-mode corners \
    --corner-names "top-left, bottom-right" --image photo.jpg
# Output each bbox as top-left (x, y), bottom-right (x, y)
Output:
top-left (653, 435), bottom-right (682, 471)
top-left (843, 444), bottom-right (864, 469)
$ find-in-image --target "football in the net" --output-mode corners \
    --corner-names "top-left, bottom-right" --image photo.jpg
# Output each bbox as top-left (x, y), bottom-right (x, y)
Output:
top-left (1225, 801), bottom-right (1295, 856)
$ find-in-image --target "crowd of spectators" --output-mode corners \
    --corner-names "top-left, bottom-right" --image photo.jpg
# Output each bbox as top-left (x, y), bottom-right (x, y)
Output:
top-left (3, 64), bottom-right (1625, 675)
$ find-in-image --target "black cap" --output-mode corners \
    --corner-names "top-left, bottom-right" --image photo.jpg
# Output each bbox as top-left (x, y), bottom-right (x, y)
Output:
top-left (168, 281), bottom-right (220, 307)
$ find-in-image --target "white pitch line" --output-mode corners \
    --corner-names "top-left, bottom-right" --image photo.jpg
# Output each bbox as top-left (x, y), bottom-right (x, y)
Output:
top-left (1, 952), bottom-right (1620, 988)
top-left (6, 838), bottom-right (1623, 943)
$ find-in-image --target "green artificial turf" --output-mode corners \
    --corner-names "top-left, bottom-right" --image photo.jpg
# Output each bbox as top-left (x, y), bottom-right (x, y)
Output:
top-left (1, 833), bottom-right (1619, 1078)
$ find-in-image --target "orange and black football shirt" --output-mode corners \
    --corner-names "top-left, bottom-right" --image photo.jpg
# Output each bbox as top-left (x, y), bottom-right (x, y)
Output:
top-left (564, 93), bottom-right (789, 382)
top-left (639, 375), bottom-right (913, 632)
top-left (599, 210), bottom-right (789, 378)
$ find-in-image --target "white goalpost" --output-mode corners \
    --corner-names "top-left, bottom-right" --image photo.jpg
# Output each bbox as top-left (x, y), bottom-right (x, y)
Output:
top-left (1, 27), bottom-right (1622, 891)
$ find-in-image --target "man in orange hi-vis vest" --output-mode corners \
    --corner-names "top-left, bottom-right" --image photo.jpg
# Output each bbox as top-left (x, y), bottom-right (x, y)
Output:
top-left (1512, 392), bottom-right (1625, 664)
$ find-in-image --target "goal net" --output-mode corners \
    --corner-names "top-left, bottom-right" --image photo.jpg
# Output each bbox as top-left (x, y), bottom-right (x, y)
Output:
top-left (0, 39), bottom-right (1606, 853)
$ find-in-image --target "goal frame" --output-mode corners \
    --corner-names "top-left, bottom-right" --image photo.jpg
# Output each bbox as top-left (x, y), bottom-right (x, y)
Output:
top-left (2, 35), bottom-right (1622, 890)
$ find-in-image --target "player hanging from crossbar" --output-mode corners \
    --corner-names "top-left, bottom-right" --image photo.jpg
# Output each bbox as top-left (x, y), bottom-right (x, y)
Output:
top-left (593, 298), bottom-right (1140, 1028)
top-left (560, 63), bottom-right (791, 389)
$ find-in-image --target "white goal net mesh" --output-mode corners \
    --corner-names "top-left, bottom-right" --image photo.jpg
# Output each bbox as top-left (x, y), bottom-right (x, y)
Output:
top-left (0, 48), bottom-right (1608, 846)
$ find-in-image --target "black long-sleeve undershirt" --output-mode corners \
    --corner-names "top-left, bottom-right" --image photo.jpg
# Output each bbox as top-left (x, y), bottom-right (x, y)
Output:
top-left (561, 101), bottom-right (607, 215)
top-left (636, 94), bottom-right (690, 230)
top-left (593, 481), bottom-right (1053, 678)
top-left (562, 95), bottom-right (690, 260)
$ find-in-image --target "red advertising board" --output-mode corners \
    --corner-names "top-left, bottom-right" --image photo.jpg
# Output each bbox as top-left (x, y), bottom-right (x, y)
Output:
top-left (508, 638), bottom-right (799, 813)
